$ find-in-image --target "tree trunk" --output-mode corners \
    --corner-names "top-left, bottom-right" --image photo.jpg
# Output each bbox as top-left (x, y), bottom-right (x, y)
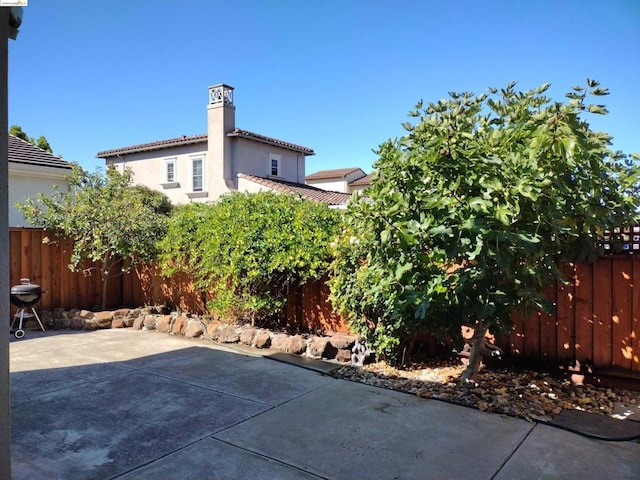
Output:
top-left (100, 254), bottom-right (114, 311)
top-left (101, 272), bottom-right (109, 311)
top-left (460, 322), bottom-right (488, 390)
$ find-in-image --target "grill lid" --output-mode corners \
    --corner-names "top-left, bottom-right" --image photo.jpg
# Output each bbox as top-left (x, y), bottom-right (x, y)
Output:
top-left (10, 278), bottom-right (42, 296)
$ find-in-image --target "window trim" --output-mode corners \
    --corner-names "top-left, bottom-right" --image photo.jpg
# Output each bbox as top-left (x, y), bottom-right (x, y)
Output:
top-left (269, 153), bottom-right (281, 177)
top-left (191, 155), bottom-right (205, 192)
top-left (161, 157), bottom-right (180, 189)
top-left (165, 157), bottom-right (176, 183)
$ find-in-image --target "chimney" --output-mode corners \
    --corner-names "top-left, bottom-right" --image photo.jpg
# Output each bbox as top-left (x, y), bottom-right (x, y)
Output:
top-left (207, 84), bottom-right (235, 199)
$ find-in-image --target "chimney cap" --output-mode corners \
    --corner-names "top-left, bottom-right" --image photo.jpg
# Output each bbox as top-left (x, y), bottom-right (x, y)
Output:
top-left (208, 84), bottom-right (234, 106)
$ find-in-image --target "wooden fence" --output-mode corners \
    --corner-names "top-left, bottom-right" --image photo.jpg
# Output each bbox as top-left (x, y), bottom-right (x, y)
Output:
top-left (8, 228), bottom-right (640, 372)
top-left (9, 228), bottom-right (345, 333)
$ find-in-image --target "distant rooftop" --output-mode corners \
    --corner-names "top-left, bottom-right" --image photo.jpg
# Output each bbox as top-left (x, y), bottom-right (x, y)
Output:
top-left (306, 167), bottom-right (364, 181)
top-left (349, 173), bottom-right (372, 186)
top-left (238, 173), bottom-right (352, 206)
top-left (97, 128), bottom-right (314, 158)
top-left (8, 134), bottom-right (72, 170)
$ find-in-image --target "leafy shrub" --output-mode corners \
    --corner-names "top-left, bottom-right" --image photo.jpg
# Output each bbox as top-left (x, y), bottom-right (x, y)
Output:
top-left (159, 191), bottom-right (342, 325)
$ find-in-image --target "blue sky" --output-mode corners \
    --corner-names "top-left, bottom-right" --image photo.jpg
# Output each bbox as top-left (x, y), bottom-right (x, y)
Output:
top-left (8, 0), bottom-right (640, 174)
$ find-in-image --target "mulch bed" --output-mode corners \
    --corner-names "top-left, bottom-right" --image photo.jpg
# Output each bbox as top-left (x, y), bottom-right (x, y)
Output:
top-left (331, 359), bottom-right (640, 423)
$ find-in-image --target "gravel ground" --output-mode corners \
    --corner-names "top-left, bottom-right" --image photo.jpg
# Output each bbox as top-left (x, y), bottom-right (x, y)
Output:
top-left (331, 359), bottom-right (640, 423)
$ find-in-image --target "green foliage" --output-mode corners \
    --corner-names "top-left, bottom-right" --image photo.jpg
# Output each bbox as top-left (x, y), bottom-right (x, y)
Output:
top-left (330, 80), bottom-right (640, 366)
top-left (17, 165), bottom-right (172, 309)
top-left (158, 191), bottom-right (342, 324)
top-left (10, 125), bottom-right (53, 153)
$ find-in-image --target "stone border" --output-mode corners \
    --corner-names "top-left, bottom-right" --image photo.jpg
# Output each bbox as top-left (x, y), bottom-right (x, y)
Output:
top-left (33, 307), bottom-right (359, 363)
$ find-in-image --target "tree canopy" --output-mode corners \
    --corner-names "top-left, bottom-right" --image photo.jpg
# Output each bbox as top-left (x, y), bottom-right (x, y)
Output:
top-left (329, 80), bottom-right (640, 382)
top-left (18, 165), bottom-right (173, 309)
top-left (10, 124), bottom-right (53, 153)
top-left (158, 191), bottom-right (342, 325)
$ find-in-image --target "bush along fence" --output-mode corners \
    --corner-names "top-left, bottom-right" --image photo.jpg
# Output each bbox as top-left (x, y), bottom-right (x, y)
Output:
top-left (9, 227), bottom-right (640, 374)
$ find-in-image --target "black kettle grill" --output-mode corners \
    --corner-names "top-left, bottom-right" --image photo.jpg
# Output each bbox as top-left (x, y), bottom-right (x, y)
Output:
top-left (10, 278), bottom-right (46, 338)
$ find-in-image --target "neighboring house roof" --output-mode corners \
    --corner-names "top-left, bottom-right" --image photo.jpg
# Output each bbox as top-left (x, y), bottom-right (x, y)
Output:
top-left (96, 128), bottom-right (314, 159)
top-left (227, 129), bottom-right (314, 155)
top-left (238, 173), bottom-right (352, 206)
top-left (8, 134), bottom-right (72, 170)
top-left (96, 134), bottom-right (208, 158)
top-left (306, 167), bottom-right (364, 181)
top-left (349, 173), bottom-right (372, 187)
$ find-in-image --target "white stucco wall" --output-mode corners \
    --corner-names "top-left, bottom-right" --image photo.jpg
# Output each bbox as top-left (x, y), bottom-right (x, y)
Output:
top-left (306, 178), bottom-right (347, 192)
top-left (104, 138), bottom-right (309, 204)
top-left (232, 139), bottom-right (305, 184)
top-left (8, 164), bottom-right (70, 227)
top-left (106, 143), bottom-right (209, 204)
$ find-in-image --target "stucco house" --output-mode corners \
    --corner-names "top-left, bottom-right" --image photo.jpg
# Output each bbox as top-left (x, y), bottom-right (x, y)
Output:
top-left (306, 167), bottom-right (372, 194)
top-left (97, 84), bottom-right (351, 207)
top-left (8, 134), bottom-right (72, 227)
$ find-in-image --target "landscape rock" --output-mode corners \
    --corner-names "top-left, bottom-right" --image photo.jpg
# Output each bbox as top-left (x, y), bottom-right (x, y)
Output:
top-left (254, 332), bottom-right (271, 349)
top-left (111, 318), bottom-right (126, 328)
top-left (143, 314), bottom-right (157, 330)
top-left (93, 311), bottom-right (113, 329)
top-left (113, 308), bottom-right (130, 320)
top-left (172, 315), bottom-right (188, 335)
top-left (271, 334), bottom-right (290, 352)
top-left (69, 317), bottom-right (85, 330)
top-left (54, 317), bottom-right (71, 329)
top-left (206, 322), bottom-right (220, 340)
top-left (240, 327), bottom-right (257, 345)
top-left (329, 334), bottom-right (357, 350)
top-left (272, 334), bottom-right (306, 355)
top-left (83, 319), bottom-right (98, 331)
top-left (155, 314), bottom-right (173, 333)
top-left (308, 336), bottom-right (338, 359)
top-left (132, 315), bottom-right (145, 330)
top-left (185, 320), bottom-right (204, 338)
top-left (217, 325), bottom-right (240, 343)
top-left (335, 348), bottom-right (352, 363)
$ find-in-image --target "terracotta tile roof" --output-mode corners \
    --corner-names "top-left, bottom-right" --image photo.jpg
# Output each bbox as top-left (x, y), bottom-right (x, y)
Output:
top-left (226, 129), bottom-right (314, 155)
top-left (349, 173), bottom-right (373, 186)
top-left (8, 134), bottom-right (72, 170)
top-left (238, 173), bottom-right (352, 206)
top-left (97, 129), bottom-right (314, 158)
top-left (306, 167), bottom-right (364, 180)
top-left (96, 134), bottom-right (208, 158)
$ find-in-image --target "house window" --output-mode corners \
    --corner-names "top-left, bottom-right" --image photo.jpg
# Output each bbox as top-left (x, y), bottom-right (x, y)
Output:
top-left (269, 153), bottom-right (281, 177)
top-left (192, 156), bottom-right (204, 192)
top-left (165, 158), bottom-right (176, 183)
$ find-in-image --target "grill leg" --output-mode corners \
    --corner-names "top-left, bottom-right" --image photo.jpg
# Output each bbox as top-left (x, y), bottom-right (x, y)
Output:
top-left (31, 307), bottom-right (46, 333)
top-left (10, 308), bottom-right (45, 337)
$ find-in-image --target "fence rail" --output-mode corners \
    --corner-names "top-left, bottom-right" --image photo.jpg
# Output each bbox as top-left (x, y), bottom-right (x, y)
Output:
top-left (9, 228), bottom-right (640, 372)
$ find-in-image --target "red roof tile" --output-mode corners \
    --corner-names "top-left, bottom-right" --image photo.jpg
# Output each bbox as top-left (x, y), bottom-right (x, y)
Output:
top-left (227, 129), bottom-right (314, 155)
top-left (349, 173), bottom-right (373, 186)
top-left (97, 129), bottom-right (314, 158)
top-left (96, 134), bottom-right (208, 158)
top-left (238, 173), bottom-right (351, 206)
top-left (306, 167), bottom-right (364, 180)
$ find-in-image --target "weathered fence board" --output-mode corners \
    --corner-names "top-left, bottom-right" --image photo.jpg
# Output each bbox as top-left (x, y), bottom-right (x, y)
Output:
top-left (574, 261), bottom-right (594, 364)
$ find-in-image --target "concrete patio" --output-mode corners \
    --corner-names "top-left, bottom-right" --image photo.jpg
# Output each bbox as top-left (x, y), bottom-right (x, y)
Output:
top-left (9, 328), bottom-right (640, 479)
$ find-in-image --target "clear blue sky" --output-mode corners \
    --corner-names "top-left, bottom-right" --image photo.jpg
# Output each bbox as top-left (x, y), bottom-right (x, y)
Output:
top-left (8, 0), bottom-right (640, 174)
